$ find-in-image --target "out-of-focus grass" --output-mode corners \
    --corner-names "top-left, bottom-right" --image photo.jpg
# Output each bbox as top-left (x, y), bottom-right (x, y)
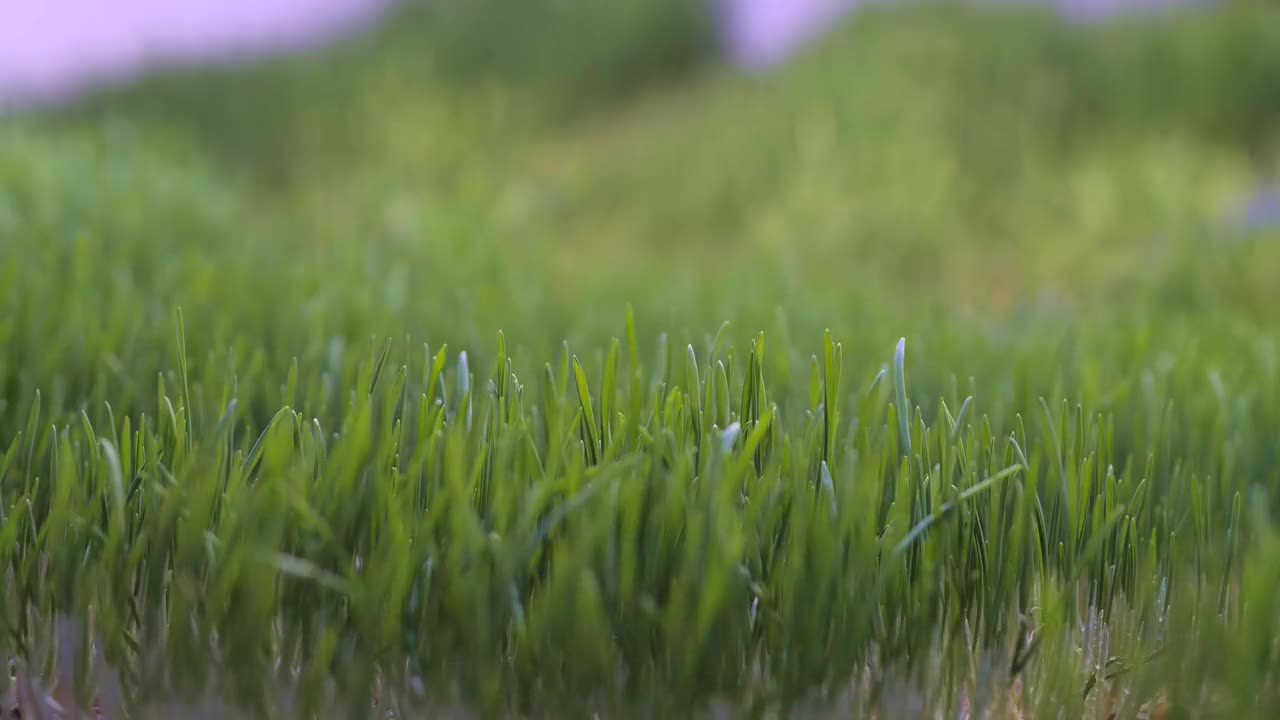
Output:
top-left (3, 2), bottom-right (1280, 717)
top-left (40, 0), bottom-right (714, 187)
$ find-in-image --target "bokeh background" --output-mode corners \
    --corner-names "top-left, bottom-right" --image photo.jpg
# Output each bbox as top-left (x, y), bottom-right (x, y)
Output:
top-left (2, 0), bottom-right (1279, 377)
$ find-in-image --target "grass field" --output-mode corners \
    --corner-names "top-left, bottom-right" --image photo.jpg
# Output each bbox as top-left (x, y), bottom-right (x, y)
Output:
top-left (3, 2), bottom-right (1280, 717)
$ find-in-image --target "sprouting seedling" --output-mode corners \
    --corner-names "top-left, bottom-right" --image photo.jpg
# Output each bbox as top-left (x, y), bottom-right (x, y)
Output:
top-left (572, 355), bottom-right (600, 465)
top-left (719, 422), bottom-right (741, 453)
top-left (894, 337), bottom-right (911, 466)
top-left (175, 308), bottom-right (194, 455)
top-left (820, 460), bottom-right (837, 519)
top-left (458, 350), bottom-right (472, 430)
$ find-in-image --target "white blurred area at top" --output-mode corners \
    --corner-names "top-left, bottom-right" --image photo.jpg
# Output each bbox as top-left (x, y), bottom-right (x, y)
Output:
top-left (0, 0), bottom-right (1202, 109)
top-left (717, 0), bottom-right (861, 70)
top-left (0, 0), bottom-right (395, 107)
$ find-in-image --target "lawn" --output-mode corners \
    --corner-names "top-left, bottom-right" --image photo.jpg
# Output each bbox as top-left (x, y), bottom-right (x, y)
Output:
top-left (2, 2), bottom-right (1280, 717)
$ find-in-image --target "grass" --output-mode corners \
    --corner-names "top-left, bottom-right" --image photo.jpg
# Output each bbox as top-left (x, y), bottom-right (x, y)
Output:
top-left (3, 2), bottom-right (1280, 717)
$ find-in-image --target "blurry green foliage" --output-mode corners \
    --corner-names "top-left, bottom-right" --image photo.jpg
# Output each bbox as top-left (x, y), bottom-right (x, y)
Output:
top-left (418, 0), bottom-right (713, 97)
top-left (3, 4), bottom-right (1280, 715)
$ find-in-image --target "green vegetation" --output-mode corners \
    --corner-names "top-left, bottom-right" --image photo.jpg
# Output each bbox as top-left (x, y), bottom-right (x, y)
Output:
top-left (3, 3), bottom-right (1280, 717)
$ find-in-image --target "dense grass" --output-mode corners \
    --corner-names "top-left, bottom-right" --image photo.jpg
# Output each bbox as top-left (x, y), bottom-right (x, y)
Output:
top-left (3, 3), bottom-right (1280, 717)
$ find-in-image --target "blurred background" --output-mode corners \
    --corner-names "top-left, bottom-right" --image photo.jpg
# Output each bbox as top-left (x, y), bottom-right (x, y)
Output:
top-left (2, 0), bottom-right (1279, 363)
